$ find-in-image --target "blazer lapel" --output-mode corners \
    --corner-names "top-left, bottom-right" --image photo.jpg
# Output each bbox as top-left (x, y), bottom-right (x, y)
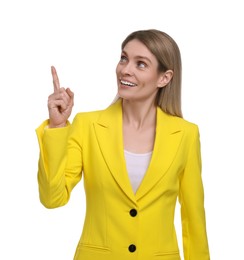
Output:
top-left (93, 100), bottom-right (183, 203)
top-left (93, 100), bottom-right (137, 203)
top-left (135, 108), bottom-right (183, 201)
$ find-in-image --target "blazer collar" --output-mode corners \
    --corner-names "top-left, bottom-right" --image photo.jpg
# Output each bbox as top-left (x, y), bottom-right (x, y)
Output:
top-left (93, 99), bottom-right (183, 203)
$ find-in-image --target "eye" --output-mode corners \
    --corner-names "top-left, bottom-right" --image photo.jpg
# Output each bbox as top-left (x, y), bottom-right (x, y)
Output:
top-left (119, 55), bottom-right (127, 63)
top-left (137, 61), bottom-right (147, 68)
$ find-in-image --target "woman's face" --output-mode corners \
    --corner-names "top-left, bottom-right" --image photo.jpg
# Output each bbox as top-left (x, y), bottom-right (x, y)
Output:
top-left (116, 39), bottom-right (164, 103)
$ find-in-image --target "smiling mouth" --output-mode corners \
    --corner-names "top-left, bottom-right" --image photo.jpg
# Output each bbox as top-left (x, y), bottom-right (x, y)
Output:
top-left (120, 80), bottom-right (137, 87)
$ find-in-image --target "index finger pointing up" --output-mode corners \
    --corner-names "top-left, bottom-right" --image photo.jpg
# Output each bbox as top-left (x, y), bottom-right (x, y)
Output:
top-left (51, 65), bottom-right (60, 92)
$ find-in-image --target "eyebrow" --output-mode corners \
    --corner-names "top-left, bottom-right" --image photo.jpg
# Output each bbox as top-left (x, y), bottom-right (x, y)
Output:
top-left (122, 50), bottom-right (153, 64)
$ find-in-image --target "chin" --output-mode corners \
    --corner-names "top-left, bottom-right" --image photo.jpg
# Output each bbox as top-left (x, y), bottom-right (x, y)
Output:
top-left (117, 90), bottom-right (133, 100)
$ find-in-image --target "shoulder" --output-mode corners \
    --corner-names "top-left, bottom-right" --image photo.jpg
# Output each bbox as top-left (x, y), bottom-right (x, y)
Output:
top-left (72, 100), bottom-right (121, 125)
top-left (174, 116), bottom-right (199, 132)
top-left (160, 113), bottom-right (201, 148)
top-left (157, 108), bottom-right (200, 135)
top-left (75, 109), bottom-right (104, 120)
top-left (72, 109), bottom-right (105, 126)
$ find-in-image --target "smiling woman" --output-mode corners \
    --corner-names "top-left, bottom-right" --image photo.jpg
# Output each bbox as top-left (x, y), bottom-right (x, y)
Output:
top-left (36, 29), bottom-right (210, 260)
top-left (116, 39), bottom-right (173, 108)
top-left (118, 30), bottom-right (182, 118)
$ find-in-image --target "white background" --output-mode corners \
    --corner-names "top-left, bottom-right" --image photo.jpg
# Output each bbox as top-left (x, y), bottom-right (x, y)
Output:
top-left (1, 0), bottom-right (243, 259)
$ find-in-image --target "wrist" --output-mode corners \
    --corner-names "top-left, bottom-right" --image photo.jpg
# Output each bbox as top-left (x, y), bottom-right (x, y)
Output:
top-left (48, 121), bottom-right (67, 128)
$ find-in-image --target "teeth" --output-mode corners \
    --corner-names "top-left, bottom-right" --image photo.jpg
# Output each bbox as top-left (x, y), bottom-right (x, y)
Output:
top-left (121, 80), bottom-right (136, 87)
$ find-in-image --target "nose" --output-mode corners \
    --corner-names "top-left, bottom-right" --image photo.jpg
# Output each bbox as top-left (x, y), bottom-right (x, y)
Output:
top-left (120, 62), bottom-right (134, 76)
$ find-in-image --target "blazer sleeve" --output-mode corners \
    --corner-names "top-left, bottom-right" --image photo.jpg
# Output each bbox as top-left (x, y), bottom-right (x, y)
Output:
top-left (35, 115), bottom-right (83, 209)
top-left (179, 125), bottom-right (210, 259)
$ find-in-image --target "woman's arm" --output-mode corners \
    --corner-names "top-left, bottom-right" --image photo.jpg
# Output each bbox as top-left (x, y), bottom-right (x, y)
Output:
top-left (36, 116), bottom-right (83, 208)
top-left (179, 126), bottom-right (210, 259)
top-left (36, 66), bottom-right (81, 208)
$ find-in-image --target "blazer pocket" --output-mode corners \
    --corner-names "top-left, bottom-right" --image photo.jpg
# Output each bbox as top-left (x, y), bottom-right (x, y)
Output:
top-left (74, 243), bottom-right (111, 260)
top-left (77, 243), bottom-right (110, 253)
top-left (154, 250), bottom-right (180, 259)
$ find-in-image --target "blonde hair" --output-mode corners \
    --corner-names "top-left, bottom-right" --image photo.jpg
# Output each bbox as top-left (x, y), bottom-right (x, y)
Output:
top-left (119, 29), bottom-right (183, 118)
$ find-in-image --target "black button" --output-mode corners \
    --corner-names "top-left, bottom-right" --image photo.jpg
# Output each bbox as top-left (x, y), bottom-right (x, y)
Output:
top-left (129, 209), bottom-right (137, 217)
top-left (128, 244), bottom-right (136, 252)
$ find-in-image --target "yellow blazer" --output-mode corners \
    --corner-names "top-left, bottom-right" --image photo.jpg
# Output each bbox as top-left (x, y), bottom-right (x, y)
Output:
top-left (36, 100), bottom-right (210, 260)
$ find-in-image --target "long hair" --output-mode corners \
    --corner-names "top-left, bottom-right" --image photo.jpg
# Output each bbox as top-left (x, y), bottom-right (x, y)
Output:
top-left (119, 29), bottom-right (183, 118)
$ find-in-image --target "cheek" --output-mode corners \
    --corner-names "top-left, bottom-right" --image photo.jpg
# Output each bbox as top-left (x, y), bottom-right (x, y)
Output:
top-left (141, 81), bottom-right (160, 94)
top-left (142, 75), bottom-right (158, 87)
top-left (115, 64), bottom-right (120, 76)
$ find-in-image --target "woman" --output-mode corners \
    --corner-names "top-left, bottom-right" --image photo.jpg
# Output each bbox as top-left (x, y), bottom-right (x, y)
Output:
top-left (36, 29), bottom-right (210, 260)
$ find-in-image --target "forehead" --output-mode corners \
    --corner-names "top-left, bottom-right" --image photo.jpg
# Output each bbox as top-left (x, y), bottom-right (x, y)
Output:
top-left (122, 39), bottom-right (155, 60)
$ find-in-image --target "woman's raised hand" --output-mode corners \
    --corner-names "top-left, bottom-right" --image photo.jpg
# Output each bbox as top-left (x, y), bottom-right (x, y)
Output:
top-left (48, 66), bottom-right (74, 128)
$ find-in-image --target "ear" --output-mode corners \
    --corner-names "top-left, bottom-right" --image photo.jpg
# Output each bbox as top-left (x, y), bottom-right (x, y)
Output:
top-left (157, 70), bottom-right (173, 88)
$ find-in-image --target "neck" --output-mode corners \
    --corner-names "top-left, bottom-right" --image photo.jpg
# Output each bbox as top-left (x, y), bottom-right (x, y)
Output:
top-left (122, 99), bottom-right (157, 130)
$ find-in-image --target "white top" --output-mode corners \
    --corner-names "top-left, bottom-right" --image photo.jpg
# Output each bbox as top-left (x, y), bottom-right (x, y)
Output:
top-left (124, 150), bottom-right (152, 193)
